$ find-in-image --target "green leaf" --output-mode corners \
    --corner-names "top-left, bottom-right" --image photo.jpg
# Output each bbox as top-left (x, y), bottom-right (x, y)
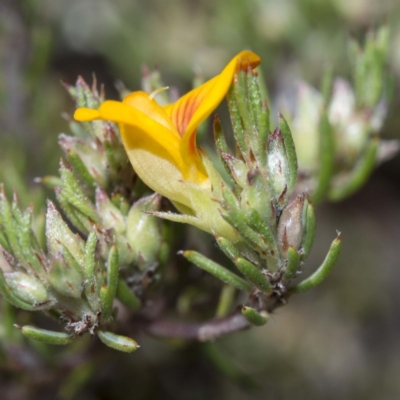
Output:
top-left (234, 71), bottom-right (255, 141)
top-left (17, 208), bottom-right (46, 276)
top-left (213, 115), bottom-right (236, 186)
top-left (221, 207), bottom-right (269, 254)
top-left (215, 236), bottom-right (241, 262)
top-left (100, 245), bottom-right (120, 319)
top-left (257, 103), bottom-right (270, 165)
top-left (291, 234), bottom-right (342, 293)
top-left (245, 208), bottom-right (280, 271)
top-left (0, 270), bottom-right (42, 311)
top-left (279, 114), bottom-right (298, 194)
top-left (97, 330), bottom-right (139, 353)
top-left (234, 257), bottom-right (271, 292)
top-left (301, 202), bottom-right (317, 261)
top-left (329, 137), bottom-right (379, 201)
top-left (116, 279), bottom-right (141, 310)
top-left (284, 246), bottom-right (300, 281)
top-left (106, 245), bottom-right (119, 299)
top-left (246, 69), bottom-right (265, 161)
top-left (66, 151), bottom-right (96, 188)
top-left (55, 190), bottom-right (89, 234)
top-left (247, 69), bottom-right (262, 134)
top-left (227, 86), bottom-right (248, 159)
top-left (182, 250), bottom-right (252, 292)
top-left (83, 231), bottom-right (101, 312)
top-left (19, 325), bottom-right (73, 345)
top-left (59, 161), bottom-right (98, 222)
top-left (0, 188), bottom-right (24, 261)
top-left (241, 306), bottom-right (269, 326)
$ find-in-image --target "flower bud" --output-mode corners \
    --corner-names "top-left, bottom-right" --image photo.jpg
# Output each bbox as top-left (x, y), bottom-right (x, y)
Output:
top-left (277, 194), bottom-right (306, 256)
top-left (46, 201), bottom-right (85, 268)
top-left (114, 234), bottom-right (135, 266)
top-left (48, 255), bottom-right (84, 299)
top-left (95, 188), bottom-right (126, 234)
top-left (73, 77), bottom-right (108, 141)
top-left (328, 79), bottom-right (369, 165)
top-left (126, 194), bottom-right (162, 270)
top-left (222, 153), bottom-right (249, 188)
top-left (68, 76), bottom-right (102, 109)
top-left (240, 169), bottom-right (272, 223)
top-left (290, 82), bottom-right (323, 172)
top-left (4, 271), bottom-right (49, 305)
top-left (103, 124), bottom-right (132, 180)
top-left (267, 128), bottom-right (290, 201)
top-left (93, 225), bottom-right (134, 266)
top-left (59, 134), bottom-right (107, 187)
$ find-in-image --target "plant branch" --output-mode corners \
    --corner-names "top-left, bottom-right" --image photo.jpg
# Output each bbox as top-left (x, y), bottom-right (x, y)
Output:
top-left (134, 292), bottom-right (287, 341)
top-left (139, 311), bottom-right (251, 341)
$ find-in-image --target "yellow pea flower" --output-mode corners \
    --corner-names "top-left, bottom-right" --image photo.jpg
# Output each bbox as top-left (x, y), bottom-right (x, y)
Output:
top-left (74, 51), bottom-right (260, 241)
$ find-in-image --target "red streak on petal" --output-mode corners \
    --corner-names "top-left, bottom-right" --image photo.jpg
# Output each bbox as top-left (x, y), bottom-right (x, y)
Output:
top-left (172, 90), bottom-right (205, 137)
top-left (188, 130), bottom-right (197, 155)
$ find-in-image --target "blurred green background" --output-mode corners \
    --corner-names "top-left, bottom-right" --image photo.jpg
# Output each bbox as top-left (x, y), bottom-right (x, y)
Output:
top-left (1, 0), bottom-right (400, 399)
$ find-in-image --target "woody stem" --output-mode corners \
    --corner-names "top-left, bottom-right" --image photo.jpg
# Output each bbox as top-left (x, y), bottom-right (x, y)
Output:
top-left (140, 311), bottom-right (251, 341)
top-left (134, 291), bottom-right (286, 341)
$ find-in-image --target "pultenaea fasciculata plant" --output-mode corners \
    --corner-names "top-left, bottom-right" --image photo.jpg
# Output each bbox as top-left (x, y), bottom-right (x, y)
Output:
top-left (0, 29), bottom-right (394, 351)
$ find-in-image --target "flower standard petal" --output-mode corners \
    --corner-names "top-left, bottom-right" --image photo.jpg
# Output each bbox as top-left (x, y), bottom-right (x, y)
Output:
top-left (163, 50), bottom-right (261, 163)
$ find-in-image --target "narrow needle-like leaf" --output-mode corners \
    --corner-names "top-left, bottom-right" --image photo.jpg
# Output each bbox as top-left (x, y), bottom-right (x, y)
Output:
top-left (241, 306), bottom-right (269, 326)
top-left (291, 234), bottom-right (342, 293)
top-left (18, 325), bottom-right (73, 345)
top-left (182, 250), bottom-right (252, 292)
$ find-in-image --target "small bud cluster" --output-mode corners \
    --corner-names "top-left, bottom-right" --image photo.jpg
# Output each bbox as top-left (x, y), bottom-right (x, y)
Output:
top-left (287, 26), bottom-right (398, 203)
top-left (52, 160), bottom-right (165, 276)
top-left (56, 78), bottom-right (168, 279)
top-left (0, 187), bottom-right (139, 351)
top-left (0, 78), bottom-right (168, 352)
top-left (61, 77), bottom-right (136, 198)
